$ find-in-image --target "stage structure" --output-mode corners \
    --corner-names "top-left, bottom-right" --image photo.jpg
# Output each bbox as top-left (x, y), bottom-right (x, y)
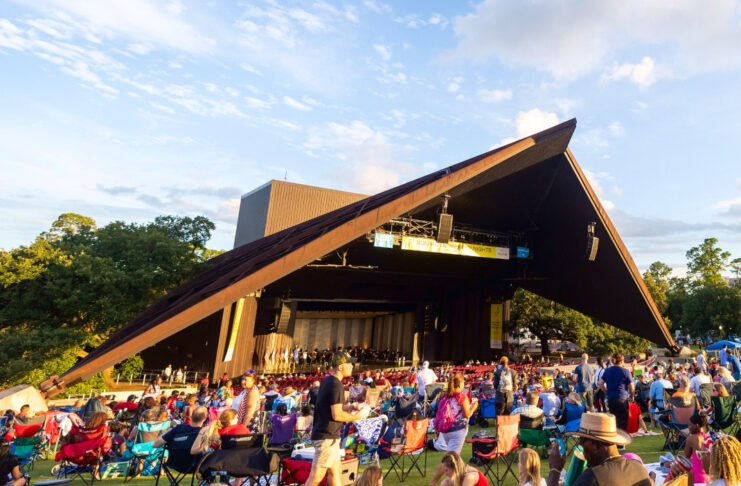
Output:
top-left (40, 119), bottom-right (677, 397)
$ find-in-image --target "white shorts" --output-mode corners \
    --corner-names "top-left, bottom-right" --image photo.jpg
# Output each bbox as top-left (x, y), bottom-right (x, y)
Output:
top-left (311, 438), bottom-right (342, 470)
top-left (435, 427), bottom-right (468, 454)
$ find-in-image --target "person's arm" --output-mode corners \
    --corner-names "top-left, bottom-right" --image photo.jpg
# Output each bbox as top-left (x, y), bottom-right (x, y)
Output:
top-left (599, 377), bottom-right (606, 393)
top-left (460, 396), bottom-right (478, 419)
top-left (629, 381), bottom-right (635, 401)
top-left (683, 434), bottom-right (697, 459)
top-left (331, 403), bottom-right (362, 422)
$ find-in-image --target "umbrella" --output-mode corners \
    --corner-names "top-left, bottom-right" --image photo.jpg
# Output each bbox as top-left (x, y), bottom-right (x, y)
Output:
top-left (705, 340), bottom-right (741, 351)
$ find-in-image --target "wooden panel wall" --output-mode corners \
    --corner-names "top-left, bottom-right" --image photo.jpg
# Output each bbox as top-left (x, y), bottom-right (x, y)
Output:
top-left (292, 317), bottom-right (374, 350)
top-left (372, 312), bottom-right (415, 354)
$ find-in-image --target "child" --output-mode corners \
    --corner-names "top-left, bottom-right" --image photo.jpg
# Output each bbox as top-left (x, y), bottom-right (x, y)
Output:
top-left (518, 448), bottom-right (545, 486)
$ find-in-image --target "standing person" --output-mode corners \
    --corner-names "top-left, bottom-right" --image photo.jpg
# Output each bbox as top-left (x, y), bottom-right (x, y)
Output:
top-left (494, 356), bottom-right (515, 416)
top-left (305, 351), bottom-right (369, 486)
top-left (572, 354), bottom-right (595, 412)
top-left (144, 376), bottom-right (162, 398)
top-left (599, 352), bottom-right (634, 431)
top-left (547, 413), bottom-right (651, 486)
top-left (728, 350), bottom-right (741, 381)
top-left (648, 368), bottom-right (671, 428)
top-left (431, 374), bottom-right (478, 455)
top-left (175, 368), bottom-right (183, 384)
top-left (592, 358), bottom-right (607, 412)
top-left (697, 350), bottom-right (708, 374)
top-left (163, 364), bottom-right (172, 382)
top-left (416, 361), bottom-right (438, 403)
top-left (720, 344), bottom-right (729, 368)
top-left (237, 373), bottom-right (261, 431)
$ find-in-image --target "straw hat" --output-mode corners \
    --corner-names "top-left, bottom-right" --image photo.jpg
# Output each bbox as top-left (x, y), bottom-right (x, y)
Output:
top-left (565, 412), bottom-right (632, 445)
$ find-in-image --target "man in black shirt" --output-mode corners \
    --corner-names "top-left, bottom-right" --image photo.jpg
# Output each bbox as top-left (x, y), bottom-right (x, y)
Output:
top-left (306, 351), bottom-right (368, 486)
top-left (547, 412), bottom-right (651, 486)
top-left (153, 406), bottom-right (207, 449)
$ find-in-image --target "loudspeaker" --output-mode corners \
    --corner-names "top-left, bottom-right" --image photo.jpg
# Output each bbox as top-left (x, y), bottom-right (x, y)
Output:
top-left (437, 213), bottom-right (453, 243)
top-left (587, 236), bottom-right (599, 261)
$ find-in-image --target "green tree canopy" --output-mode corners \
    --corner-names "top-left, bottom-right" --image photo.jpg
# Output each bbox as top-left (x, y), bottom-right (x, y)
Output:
top-left (686, 237), bottom-right (731, 285)
top-left (0, 213), bottom-right (217, 390)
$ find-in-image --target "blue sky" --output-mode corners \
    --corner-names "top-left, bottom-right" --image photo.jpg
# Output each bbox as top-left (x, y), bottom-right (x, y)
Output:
top-left (1, 0), bottom-right (740, 274)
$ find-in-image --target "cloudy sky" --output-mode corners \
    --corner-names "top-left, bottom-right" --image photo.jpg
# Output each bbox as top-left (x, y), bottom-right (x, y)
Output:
top-left (1, 0), bottom-right (740, 274)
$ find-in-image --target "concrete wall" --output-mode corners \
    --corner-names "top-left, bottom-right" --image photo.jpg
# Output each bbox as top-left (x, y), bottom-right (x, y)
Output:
top-left (0, 385), bottom-right (47, 413)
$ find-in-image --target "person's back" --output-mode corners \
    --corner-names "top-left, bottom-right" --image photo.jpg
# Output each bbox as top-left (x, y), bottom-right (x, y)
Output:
top-left (573, 456), bottom-right (652, 486)
top-left (539, 392), bottom-right (560, 417)
top-left (649, 377), bottom-right (671, 410)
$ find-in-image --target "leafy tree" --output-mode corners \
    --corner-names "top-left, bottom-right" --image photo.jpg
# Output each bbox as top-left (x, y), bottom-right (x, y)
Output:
top-left (643, 261), bottom-right (673, 316)
top-left (686, 238), bottom-right (731, 285)
top-left (0, 213), bottom-right (217, 388)
top-left (115, 355), bottom-right (144, 381)
top-left (730, 257), bottom-right (741, 280)
top-left (679, 283), bottom-right (741, 338)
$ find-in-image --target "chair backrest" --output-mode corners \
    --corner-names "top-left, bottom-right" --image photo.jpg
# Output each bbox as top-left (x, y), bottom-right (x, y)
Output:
top-left (671, 403), bottom-right (696, 426)
top-left (221, 433), bottom-right (264, 450)
top-left (366, 389), bottom-right (381, 408)
top-left (165, 430), bottom-right (201, 472)
top-left (69, 424), bottom-right (108, 443)
top-left (698, 383), bottom-right (714, 408)
top-left (402, 418), bottom-right (429, 453)
top-left (137, 420), bottom-right (171, 443)
top-left (496, 414), bottom-right (520, 455)
top-left (12, 415), bottom-right (46, 439)
top-left (711, 396), bottom-right (736, 428)
top-left (425, 383), bottom-right (445, 402)
top-left (662, 473), bottom-right (688, 486)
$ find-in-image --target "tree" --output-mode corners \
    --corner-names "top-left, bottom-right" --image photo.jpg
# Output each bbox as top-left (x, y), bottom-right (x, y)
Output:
top-left (643, 261), bottom-right (673, 316)
top-left (0, 213), bottom-right (218, 390)
top-left (679, 283), bottom-right (741, 338)
top-left (686, 238), bottom-right (731, 285)
top-left (730, 257), bottom-right (741, 280)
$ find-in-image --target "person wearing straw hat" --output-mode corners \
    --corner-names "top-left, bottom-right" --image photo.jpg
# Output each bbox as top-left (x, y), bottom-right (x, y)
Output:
top-left (546, 412), bottom-right (652, 486)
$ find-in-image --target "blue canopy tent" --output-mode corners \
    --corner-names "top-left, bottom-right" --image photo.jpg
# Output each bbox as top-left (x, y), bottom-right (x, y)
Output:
top-left (706, 340), bottom-right (741, 351)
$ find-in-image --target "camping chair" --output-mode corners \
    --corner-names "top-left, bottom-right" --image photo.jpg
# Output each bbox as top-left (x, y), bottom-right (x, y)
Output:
top-left (54, 424), bottom-right (112, 486)
top-left (366, 389), bottom-right (383, 416)
top-left (197, 444), bottom-right (279, 485)
top-left (350, 417), bottom-right (387, 465)
top-left (698, 383), bottom-right (714, 409)
top-left (125, 420), bottom-right (171, 481)
top-left (383, 417), bottom-right (428, 482)
top-left (518, 427), bottom-right (551, 458)
top-left (470, 414), bottom-right (520, 486)
top-left (711, 395), bottom-right (739, 436)
top-left (663, 473), bottom-right (689, 486)
top-left (658, 396), bottom-right (697, 455)
top-left (422, 383), bottom-right (445, 417)
top-left (155, 429), bottom-right (201, 486)
top-left (12, 415), bottom-right (48, 471)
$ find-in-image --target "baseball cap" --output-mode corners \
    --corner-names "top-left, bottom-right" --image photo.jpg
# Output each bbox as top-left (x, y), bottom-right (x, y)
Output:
top-left (331, 351), bottom-right (357, 367)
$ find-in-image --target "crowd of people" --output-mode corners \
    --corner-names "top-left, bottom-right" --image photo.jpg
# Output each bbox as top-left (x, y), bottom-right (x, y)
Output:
top-left (2, 346), bottom-right (741, 486)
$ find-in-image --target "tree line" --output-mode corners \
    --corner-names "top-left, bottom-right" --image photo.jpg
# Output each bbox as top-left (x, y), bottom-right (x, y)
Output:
top-left (0, 213), bottom-right (219, 394)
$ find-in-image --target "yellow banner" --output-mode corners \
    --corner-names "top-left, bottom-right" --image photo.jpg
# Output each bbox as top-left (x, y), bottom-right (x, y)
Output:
top-left (490, 303), bottom-right (503, 349)
top-left (223, 298), bottom-right (244, 362)
top-left (401, 236), bottom-right (509, 260)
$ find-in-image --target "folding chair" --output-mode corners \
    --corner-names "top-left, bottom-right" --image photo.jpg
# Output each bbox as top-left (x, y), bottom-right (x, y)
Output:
top-left (518, 428), bottom-right (551, 458)
top-left (657, 396), bottom-right (696, 455)
top-left (731, 382), bottom-right (741, 402)
top-left (366, 389), bottom-right (383, 417)
top-left (155, 429), bottom-right (201, 486)
top-left (470, 414), bottom-right (520, 486)
top-left (383, 417), bottom-right (428, 482)
top-left (422, 383), bottom-right (445, 417)
top-left (54, 424), bottom-right (112, 486)
top-left (711, 395), bottom-right (739, 436)
top-left (350, 417), bottom-right (387, 465)
top-left (12, 415), bottom-right (48, 472)
top-left (197, 445), bottom-right (280, 485)
top-left (125, 420), bottom-right (171, 481)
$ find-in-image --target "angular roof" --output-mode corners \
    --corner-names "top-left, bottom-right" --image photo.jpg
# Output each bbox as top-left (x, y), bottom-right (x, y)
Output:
top-left (41, 119), bottom-right (676, 395)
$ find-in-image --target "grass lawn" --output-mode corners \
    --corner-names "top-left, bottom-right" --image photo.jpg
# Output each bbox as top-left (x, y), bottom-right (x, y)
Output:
top-left (26, 427), bottom-right (666, 486)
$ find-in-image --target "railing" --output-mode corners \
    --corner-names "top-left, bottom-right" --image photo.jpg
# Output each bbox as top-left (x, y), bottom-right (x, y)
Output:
top-left (113, 369), bottom-right (210, 387)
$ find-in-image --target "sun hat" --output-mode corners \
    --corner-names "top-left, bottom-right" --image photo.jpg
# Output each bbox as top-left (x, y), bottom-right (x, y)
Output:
top-left (565, 412), bottom-right (632, 446)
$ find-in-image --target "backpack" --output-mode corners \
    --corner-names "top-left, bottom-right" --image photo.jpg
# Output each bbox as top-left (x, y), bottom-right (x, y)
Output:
top-left (433, 395), bottom-right (456, 433)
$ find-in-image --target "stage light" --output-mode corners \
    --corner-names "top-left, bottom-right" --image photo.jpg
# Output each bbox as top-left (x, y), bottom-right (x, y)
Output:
top-left (586, 222), bottom-right (599, 262)
top-left (437, 194), bottom-right (453, 243)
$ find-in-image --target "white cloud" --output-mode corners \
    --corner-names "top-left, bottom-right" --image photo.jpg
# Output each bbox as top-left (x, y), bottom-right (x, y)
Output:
top-left (24, 0), bottom-right (215, 53)
top-left (364, 0), bottom-right (392, 15)
top-left (611, 186), bottom-right (623, 197)
top-left (584, 170), bottom-right (615, 211)
top-left (603, 56), bottom-right (659, 87)
top-left (448, 82), bottom-right (460, 92)
top-left (373, 44), bottom-right (391, 61)
top-left (515, 109), bottom-right (559, 138)
top-left (448, 0), bottom-right (741, 81)
top-left (304, 121), bottom-right (414, 194)
top-left (0, 19), bottom-right (30, 51)
top-left (61, 60), bottom-right (119, 97)
top-left (283, 96), bottom-right (313, 111)
top-left (127, 43), bottom-right (153, 55)
top-left (478, 88), bottom-right (512, 103)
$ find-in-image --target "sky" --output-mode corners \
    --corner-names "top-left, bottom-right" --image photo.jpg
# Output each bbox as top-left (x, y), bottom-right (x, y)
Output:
top-left (1, 0), bottom-right (741, 275)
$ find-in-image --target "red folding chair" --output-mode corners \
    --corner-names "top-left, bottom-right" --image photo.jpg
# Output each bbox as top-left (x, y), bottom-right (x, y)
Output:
top-left (383, 418), bottom-right (428, 482)
top-left (55, 424), bottom-right (112, 485)
top-left (470, 414), bottom-right (520, 485)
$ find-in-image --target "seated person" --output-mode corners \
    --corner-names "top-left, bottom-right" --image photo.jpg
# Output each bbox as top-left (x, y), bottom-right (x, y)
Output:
top-left (0, 439), bottom-right (25, 486)
top-left (153, 406), bottom-right (207, 450)
top-left (349, 378), bottom-right (367, 402)
top-left (191, 409), bottom-right (248, 454)
top-left (539, 388), bottom-right (562, 420)
top-left (513, 391), bottom-right (545, 430)
top-left (269, 404), bottom-right (297, 446)
top-left (272, 387), bottom-right (297, 413)
top-left (295, 405), bottom-right (313, 432)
